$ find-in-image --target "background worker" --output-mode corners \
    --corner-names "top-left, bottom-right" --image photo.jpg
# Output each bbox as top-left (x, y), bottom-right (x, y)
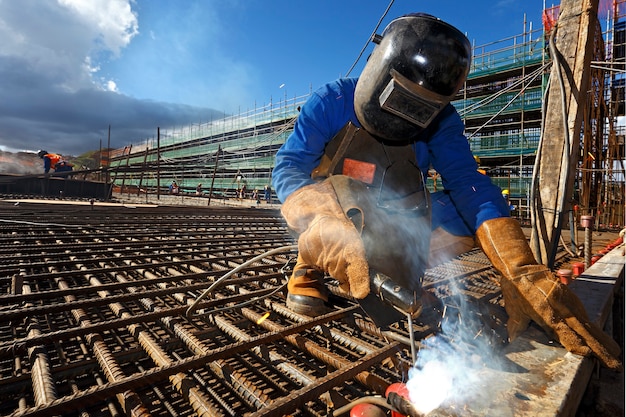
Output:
top-left (264, 185), bottom-right (271, 203)
top-left (169, 180), bottom-right (179, 195)
top-left (38, 150), bottom-right (73, 174)
top-left (502, 189), bottom-right (515, 212)
top-left (272, 13), bottom-right (621, 370)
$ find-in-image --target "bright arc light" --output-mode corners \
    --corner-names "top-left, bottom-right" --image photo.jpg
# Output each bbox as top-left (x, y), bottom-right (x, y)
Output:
top-left (406, 360), bottom-right (453, 414)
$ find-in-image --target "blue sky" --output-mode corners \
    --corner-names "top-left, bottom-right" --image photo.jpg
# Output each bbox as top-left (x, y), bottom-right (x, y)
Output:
top-left (101, 0), bottom-right (550, 110)
top-left (0, 0), bottom-right (554, 155)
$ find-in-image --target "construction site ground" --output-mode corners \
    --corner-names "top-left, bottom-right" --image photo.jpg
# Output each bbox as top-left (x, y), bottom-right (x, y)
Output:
top-left (0, 192), bottom-right (622, 417)
top-left (113, 191), bottom-right (626, 417)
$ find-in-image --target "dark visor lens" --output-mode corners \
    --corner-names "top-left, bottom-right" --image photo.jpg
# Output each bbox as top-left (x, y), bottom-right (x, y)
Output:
top-left (379, 80), bottom-right (439, 127)
top-left (378, 70), bottom-right (448, 128)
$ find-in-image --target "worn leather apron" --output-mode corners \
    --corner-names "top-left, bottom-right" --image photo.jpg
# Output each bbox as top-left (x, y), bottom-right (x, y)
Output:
top-left (312, 122), bottom-right (431, 294)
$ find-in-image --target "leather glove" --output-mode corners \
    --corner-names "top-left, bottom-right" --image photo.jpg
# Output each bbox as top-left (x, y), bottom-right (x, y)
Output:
top-left (477, 217), bottom-right (622, 370)
top-left (280, 176), bottom-right (370, 298)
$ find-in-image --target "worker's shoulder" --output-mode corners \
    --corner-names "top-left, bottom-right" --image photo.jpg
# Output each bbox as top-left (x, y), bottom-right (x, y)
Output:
top-left (313, 78), bottom-right (357, 101)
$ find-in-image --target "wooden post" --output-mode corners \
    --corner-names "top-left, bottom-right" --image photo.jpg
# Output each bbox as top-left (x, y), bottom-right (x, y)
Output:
top-left (530, 0), bottom-right (599, 267)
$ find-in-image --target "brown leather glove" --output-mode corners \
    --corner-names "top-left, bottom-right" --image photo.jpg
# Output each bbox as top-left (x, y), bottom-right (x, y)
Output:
top-left (280, 176), bottom-right (370, 299)
top-left (477, 217), bottom-right (622, 370)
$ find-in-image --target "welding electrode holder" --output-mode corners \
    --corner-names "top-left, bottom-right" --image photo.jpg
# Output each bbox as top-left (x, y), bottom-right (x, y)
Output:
top-left (369, 270), bottom-right (423, 317)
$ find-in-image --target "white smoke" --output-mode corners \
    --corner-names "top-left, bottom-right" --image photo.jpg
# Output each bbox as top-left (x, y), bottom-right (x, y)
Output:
top-left (406, 279), bottom-right (508, 415)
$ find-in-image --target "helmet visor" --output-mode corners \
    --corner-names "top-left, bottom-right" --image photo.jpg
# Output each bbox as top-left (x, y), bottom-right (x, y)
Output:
top-left (379, 69), bottom-right (449, 128)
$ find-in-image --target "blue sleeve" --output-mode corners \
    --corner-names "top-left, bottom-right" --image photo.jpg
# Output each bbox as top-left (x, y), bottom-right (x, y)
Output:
top-left (272, 78), bottom-right (359, 202)
top-left (427, 106), bottom-right (510, 232)
top-left (43, 157), bottom-right (51, 173)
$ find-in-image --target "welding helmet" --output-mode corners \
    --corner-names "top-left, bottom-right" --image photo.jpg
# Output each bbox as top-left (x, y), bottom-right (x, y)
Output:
top-left (37, 150), bottom-right (48, 158)
top-left (354, 13), bottom-right (471, 141)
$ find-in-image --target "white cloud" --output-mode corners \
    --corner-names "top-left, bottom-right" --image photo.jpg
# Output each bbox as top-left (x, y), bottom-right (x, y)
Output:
top-left (0, 0), bottom-right (220, 156)
top-left (0, 0), bottom-right (137, 92)
top-left (106, 80), bottom-right (118, 92)
top-left (58, 0), bottom-right (139, 56)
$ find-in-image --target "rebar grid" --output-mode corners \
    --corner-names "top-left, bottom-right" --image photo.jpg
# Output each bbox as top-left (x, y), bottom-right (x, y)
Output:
top-left (0, 201), bottom-right (511, 417)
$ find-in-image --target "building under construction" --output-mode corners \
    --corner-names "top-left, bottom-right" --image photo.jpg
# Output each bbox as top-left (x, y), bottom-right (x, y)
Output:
top-left (0, 3), bottom-right (624, 417)
top-left (109, 3), bottom-right (625, 231)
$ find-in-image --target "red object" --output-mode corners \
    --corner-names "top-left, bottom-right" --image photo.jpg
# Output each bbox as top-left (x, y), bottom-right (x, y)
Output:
top-left (343, 158), bottom-right (376, 185)
top-left (557, 269), bottom-right (572, 285)
top-left (607, 237), bottom-right (623, 250)
top-left (580, 215), bottom-right (594, 228)
top-left (350, 403), bottom-right (386, 417)
top-left (542, 6), bottom-right (559, 32)
top-left (386, 383), bottom-right (410, 417)
top-left (572, 262), bottom-right (584, 277)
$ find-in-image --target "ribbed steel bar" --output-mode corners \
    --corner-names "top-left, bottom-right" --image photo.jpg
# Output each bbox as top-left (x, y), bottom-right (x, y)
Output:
top-left (239, 306), bottom-right (392, 395)
top-left (91, 251), bottom-right (223, 417)
top-left (55, 254), bottom-right (149, 417)
top-left (7, 309), bottom-right (354, 417)
top-left (0, 201), bottom-right (520, 417)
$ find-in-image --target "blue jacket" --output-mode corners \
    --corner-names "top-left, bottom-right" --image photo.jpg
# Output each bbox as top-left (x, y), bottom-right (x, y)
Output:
top-left (272, 78), bottom-right (509, 235)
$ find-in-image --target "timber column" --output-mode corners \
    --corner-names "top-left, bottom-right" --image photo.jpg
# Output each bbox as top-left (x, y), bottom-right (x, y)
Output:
top-left (530, 0), bottom-right (599, 266)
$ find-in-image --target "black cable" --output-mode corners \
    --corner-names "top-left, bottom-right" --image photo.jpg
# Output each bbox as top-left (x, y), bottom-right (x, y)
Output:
top-left (345, 0), bottom-right (395, 77)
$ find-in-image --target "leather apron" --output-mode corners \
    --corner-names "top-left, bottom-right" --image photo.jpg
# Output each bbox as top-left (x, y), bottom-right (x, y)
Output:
top-left (312, 122), bottom-right (431, 293)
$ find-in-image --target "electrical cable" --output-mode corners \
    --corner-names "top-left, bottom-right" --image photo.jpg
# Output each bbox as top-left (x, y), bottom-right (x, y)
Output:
top-left (185, 244), bottom-right (298, 318)
top-left (459, 63), bottom-right (549, 119)
top-left (332, 396), bottom-right (395, 416)
top-left (345, 0), bottom-right (395, 77)
top-left (465, 64), bottom-right (548, 140)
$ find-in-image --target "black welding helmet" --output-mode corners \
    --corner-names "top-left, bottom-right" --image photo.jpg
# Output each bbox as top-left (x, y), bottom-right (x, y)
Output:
top-left (354, 13), bottom-right (471, 141)
top-left (37, 150), bottom-right (48, 158)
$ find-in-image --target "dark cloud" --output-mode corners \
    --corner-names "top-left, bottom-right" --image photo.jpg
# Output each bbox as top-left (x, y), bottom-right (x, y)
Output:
top-left (0, 0), bottom-right (224, 156)
top-left (0, 55), bottom-right (222, 156)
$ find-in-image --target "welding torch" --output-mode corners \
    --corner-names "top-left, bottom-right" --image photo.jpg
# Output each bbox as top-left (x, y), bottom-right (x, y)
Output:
top-left (369, 270), bottom-right (423, 317)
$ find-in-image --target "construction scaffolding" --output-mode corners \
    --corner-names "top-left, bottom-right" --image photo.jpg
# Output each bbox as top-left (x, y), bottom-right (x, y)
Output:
top-left (110, 3), bottom-right (625, 230)
top-left (109, 96), bottom-right (305, 201)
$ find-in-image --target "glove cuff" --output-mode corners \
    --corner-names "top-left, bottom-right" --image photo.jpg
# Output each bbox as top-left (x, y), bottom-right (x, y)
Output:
top-left (476, 217), bottom-right (542, 279)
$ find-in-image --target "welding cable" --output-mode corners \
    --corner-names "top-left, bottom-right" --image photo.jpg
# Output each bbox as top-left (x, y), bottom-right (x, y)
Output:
top-left (185, 244), bottom-right (298, 318)
top-left (559, 233), bottom-right (578, 257)
top-left (332, 396), bottom-right (394, 416)
top-left (345, 0), bottom-right (395, 77)
top-left (191, 280), bottom-right (287, 317)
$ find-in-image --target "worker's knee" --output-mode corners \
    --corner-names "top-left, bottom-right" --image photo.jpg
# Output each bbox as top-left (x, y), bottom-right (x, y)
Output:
top-left (427, 227), bottom-right (476, 268)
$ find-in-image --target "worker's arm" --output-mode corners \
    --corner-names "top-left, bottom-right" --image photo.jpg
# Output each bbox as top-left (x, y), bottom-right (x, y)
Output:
top-left (477, 217), bottom-right (622, 370)
top-left (272, 79), bottom-right (360, 203)
top-left (423, 105), bottom-right (510, 232)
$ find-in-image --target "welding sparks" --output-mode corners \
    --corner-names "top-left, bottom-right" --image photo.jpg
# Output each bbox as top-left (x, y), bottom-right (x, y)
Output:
top-left (404, 286), bottom-right (507, 413)
top-left (256, 311), bottom-right (271, 324)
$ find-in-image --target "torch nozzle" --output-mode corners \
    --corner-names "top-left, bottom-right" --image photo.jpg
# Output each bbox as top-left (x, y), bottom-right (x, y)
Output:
top-left (387, 391), bottom-right (424, 417)
top-left (369, 271), bottom-right (422, 317)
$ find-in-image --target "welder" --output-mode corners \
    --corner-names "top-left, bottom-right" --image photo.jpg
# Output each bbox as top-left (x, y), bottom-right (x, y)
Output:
top-left (271, 13), bottom-right (621, 370)
top-left (38, 150), bottom-right (73, 174)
